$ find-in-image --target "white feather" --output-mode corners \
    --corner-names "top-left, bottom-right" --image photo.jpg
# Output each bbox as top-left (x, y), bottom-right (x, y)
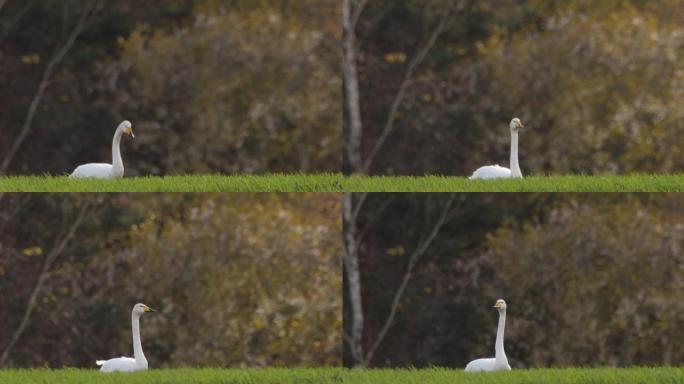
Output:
top-left (70, 120), bottom-right (133, 179)
top-left (469, 118), bottom-right (524, 180)
top-left (71, 163), bottom-right (119, 179)
top-left (97, 303), bottom-right (154, 373)
top-left (465, 299), bottom-right (511, 373)
top-left (469, 165), bottom-right (512, 180)
top-left (97, 357), bottom-right (139, 372)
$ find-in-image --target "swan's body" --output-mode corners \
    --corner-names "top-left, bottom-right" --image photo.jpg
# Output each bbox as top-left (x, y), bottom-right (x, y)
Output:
top-left (97, 357), bottom-right (138, 372)
top-left (70, 121), bottom-right (134, 179)
top-left (97, 303), bottom-right (155, 373)
top-left (470, 118), bottom-right (524, 180)
top-left (469, 164), bottom-right (513, 179)
top-left (465, 299), bottom-right (511, 372)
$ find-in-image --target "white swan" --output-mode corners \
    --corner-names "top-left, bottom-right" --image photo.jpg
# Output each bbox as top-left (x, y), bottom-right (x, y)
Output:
top-left (70, 120), bottom-right (134, 179)
top-left (469, 118), bottom-right (524, 180)
top-left (96, 303), bottom-right (155, 372)
top-left (464, 299), bottom-right (511, 372)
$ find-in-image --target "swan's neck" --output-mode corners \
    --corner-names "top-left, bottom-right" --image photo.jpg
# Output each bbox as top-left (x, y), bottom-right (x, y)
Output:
top-left (509, 131), bottom-right (521, 178)
top-left (131, 313), bottom-right (146, 364)
top-left (112, 128), bottom-right (124, 174)
top-left (495, 309), bottom-right (507, 363)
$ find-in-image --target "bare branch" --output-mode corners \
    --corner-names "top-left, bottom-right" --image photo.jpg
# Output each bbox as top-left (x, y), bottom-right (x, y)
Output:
top-left (363, 194), bottom-right (457, 365)
top-left (351, 192), bottom-right (368, 224)
top-left (351, 0), bottom-right (369, 29)
top-left (343, 192), bottom-right (394, 366)
top-left (0, 2), bottom-right (98, 174)
top-left (342, 192), bottom-right (365, 365)
top-left (0, 201), bottom-right (90, 365)
top-left (361, 3), bottom-right (453, 173)
top-left (343, 0), bottom-right (365, 173)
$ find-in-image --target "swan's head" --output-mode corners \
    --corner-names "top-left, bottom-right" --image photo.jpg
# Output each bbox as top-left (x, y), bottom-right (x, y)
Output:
top-left (119, 120), bottom-right (134, 139)
top-left (132, 303), bottom-right (156, 316)
top-left (509, 118), bottom-right (524, 133)
top-left (493, 299), bottom-right (507, 311)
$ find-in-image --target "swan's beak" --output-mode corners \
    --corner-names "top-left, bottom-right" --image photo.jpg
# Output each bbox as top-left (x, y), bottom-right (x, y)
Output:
top-left (144, 306), bottom-right (156, 313)
top-left (129, 130), bottom-right (135, 139)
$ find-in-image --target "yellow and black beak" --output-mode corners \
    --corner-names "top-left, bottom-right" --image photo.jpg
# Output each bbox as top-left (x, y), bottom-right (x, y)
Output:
top-left (144, 305), bottom-right (156, 313)
top-left (128, 129), bottom-right (135, 139)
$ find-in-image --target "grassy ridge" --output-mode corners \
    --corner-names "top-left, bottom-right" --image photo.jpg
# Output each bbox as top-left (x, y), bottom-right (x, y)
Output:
top-left (3, 367), bottom-right (684, 384)
top-left (345, 368), bottom-right (684, 383)
top-left (0, 368), bottom-right (344, 384)
top-left (0, 174), bottom-right (683, 192)
top-left (0, 174), bottom-right (343, 193)
top-left (344, 174), bottom-right (684, 192)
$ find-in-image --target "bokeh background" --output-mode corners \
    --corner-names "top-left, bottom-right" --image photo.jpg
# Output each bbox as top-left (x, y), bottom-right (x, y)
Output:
top-left (344, 193), bottom-right (684, 367)
top-left (0, 193), bottom-right (341, 368)
top-left (344, 0), bottom-right (684, 175)
top-left (0, 0), bottom-right (340, 176)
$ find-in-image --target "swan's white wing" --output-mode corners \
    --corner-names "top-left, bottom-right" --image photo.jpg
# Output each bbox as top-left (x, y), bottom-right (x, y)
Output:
top-left (469, 165), bottom-right (512, 180)
top-left (465, 358), bottom-right (497, 372)
top-left (465, 357), bottom-right (511, 372)
top-left (97, 356), bottom-right (137, 372)
top-left (70, 163), bottom-right (114, 179)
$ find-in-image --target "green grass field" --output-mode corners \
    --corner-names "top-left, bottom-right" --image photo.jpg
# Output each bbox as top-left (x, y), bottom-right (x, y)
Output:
top-left (0, 174), bottom-right (343, 192)
top-left (344, 367), bottom-right (684, 383)
top-left (0, 368), bottom-right (339, 384)
top-left (0, 174), bottom-right (683, 192)
top-left (2, 367), bottom-right (683, 384)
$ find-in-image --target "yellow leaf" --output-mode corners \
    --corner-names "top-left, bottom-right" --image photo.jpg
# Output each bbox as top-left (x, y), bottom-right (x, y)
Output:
top-left (386, 245), bottom-right (405, 256)
top-left (22, 246), bottom-right (43, 257)
top-left (383, 52), bottom-right (407, 64)
top-left (20, 54), bottom-right (40, 64)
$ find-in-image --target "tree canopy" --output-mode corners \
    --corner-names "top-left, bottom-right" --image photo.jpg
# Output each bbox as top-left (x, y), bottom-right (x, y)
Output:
top-left (346, 0), bottom-right (684, 175)
top-left (344, 193), bottom-right (684, 367)
top-left (0, 193), bottom-right (341, 368)
top-left (0, 0), bottom-right (340, 176)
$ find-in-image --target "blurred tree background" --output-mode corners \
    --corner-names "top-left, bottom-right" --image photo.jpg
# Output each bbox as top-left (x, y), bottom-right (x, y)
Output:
top-left (343, 193), bottom-right (684, 367)
top-left (0, 0), bottom-right (340, 175)
top-left (0, 193), bottom-right (341, 368)
top-left (344, 0), bottom-right (684, 175)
